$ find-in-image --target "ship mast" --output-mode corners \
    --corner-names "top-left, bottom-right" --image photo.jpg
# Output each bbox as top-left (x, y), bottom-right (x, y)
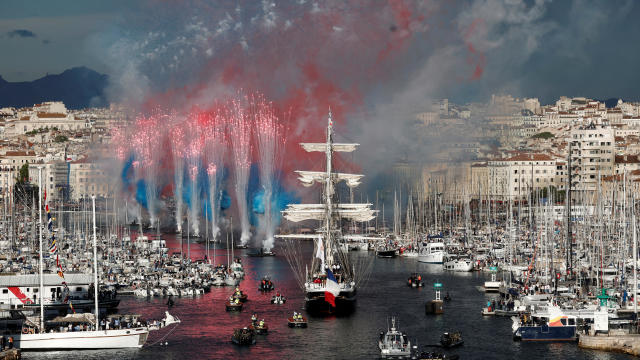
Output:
top-left (325, 110), bottom-right (334, 267)
top-left (278, 109), bottom-right (378, 280)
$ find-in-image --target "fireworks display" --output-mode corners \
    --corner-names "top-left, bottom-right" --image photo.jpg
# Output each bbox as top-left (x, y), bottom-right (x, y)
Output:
top-left (114, 92), bottom-right (291, 248)
top-left (253, 95), bottom-right (287, 251)
top-left (228, 96), bottom-right (253, 246)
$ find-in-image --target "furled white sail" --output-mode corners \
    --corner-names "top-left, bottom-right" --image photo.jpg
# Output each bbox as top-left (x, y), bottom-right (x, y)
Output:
top-left (282, 203), bottom-right (377, 222)
top-left (300, 143), bottom-right (359, 153)
top-left (295, 171), bottom-right (364, 188)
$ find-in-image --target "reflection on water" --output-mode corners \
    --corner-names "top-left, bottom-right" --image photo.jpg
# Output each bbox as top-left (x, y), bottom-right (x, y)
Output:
top-left (22, 236), bottom-right (635, 359)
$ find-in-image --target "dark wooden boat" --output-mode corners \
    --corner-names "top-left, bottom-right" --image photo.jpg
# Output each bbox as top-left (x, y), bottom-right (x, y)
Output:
top-left (233, 292), bottom-right (248, 303)
top-left (287, 316), bottom-right (308, 328)
top-left (440, 331), bottom-right (463, 348)
top-left (249, 322), bottom-right (268, 334)
top-left (226, 300), bottom-right (243, 312)
top-left (231, 328), bottom-right (255, 345)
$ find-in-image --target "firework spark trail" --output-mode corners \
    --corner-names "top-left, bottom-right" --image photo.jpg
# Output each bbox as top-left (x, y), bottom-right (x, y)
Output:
top-left (131, 159), bottom-right (144, 226)
top-left (132, 113), bottom-right (162, 228)
top-left (170, 118), bottom-right (186, 233)
top-left (186, 114), bottom-right (203, 236)
top-left (253, 95), bottom-right (286, 252)
top-left (228, 97), bottom-right (252, 246)
top-left (203, 110), bottom-right (226, 242)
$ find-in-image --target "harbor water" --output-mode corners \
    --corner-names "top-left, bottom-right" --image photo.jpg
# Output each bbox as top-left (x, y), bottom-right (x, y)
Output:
top-left (22, 235), bottom-right (635, 359)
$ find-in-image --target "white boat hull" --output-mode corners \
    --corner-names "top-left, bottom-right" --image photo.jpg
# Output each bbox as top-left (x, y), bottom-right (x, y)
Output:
top-left (13, 328), bottom-right (148, 349)
top-left (444, 259), bottom-right (474, 272)
top-left (418, 253), bottom-right (444, 264)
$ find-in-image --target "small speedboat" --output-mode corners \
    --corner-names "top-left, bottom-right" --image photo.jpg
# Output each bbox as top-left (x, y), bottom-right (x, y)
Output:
top-left (232, 290), bottom-right (248, 303)
top-left (249, 321), bottom-right (268, 334)
top-left (440, 331), bottom-right (463, 348)
top-left (226, 300), bottom-right (243, 312)
top-left (288, 314), bottom-right (308, 328)
top-left (259, 277), bottom-right (275, 291)
top-left (481, 306), bottom-right (495, 316)
top-left (231, 327), bottom-right (255, 345)
top-left (407, 273), bottom-right (424, 288)
top-left (271, 293), bottom-right (286, 304)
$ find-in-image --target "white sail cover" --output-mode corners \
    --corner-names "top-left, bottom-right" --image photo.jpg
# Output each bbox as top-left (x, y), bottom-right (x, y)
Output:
top-left (282, 203), bottom-right (377, 222)
top-left (300, 143), bottom-right (359, 153)
top-left (295, 171), bottom-right (364, 188)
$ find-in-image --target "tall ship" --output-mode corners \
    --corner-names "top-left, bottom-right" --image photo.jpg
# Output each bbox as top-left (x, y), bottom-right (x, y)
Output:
top-left (278, 110), bottom-right (377, 315)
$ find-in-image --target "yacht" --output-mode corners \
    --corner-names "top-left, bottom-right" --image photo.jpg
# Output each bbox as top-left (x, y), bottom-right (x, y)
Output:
top-left (418, 242), bottom-right (445, 264)
top-left (443, 255), bottom-right (473, 272)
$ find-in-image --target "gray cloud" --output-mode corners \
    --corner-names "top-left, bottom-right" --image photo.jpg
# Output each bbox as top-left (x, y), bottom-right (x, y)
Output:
top-left (6, 29), bottom-right (36, 38)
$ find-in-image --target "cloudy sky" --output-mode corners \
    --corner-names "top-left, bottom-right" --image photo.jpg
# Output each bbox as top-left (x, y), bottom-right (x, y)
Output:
top-left (0, 0), bottom-right (639, 105)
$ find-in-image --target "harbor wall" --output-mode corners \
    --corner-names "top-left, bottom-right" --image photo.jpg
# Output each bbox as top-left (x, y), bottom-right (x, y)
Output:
top-left (0, 349), bottom-right (20, 360)
top-left (579, 334), bottom-right (640, 356)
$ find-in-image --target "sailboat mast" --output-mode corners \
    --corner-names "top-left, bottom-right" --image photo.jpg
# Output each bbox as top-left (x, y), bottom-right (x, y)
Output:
top-left (92, 195), bottom-right (99, 329)
top-left (324, 110), bottom-right (334, 267)
top-left (38, 166), bottom-right (44, 331)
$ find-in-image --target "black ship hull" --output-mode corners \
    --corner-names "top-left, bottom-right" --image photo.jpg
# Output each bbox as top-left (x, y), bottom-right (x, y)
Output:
top-left (377, 249), bottom-right (398, 258)
top-left (304, 288), bottom-right (356, 316)
top-left (26, 298), bottom-right (120, 312)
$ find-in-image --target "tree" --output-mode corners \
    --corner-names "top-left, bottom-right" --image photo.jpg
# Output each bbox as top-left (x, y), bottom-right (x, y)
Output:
top-left (531, 132), bottom-right (554, 140)
top-left (54, 135), bottom-right (68, 143)
top-left (17, 164), bottom-right (29, 184)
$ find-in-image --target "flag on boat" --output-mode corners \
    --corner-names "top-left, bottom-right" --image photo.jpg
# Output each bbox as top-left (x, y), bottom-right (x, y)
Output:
top-left (49, 237), bottom-right (57, 254)
top-left (315, 236), bottom-right (325, 270)
top-left (325, 268), bottom-right (340, 307)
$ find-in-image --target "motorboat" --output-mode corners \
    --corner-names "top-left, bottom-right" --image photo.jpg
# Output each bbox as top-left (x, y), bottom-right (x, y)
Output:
top-left (443, 255), bottom-right (473, 272)
top-left (439, 331), bottom-right (463, 348)
top-left (378, 317), bottom-right (411, 358)
top-left (231, 327), bottom-right (255, 345)
top-left (418, 242), bottom-right (445, 264)
top-left (249, 320), bottom-right (268, 334)
top-left (225, 299), bottom-right (243, 312)
top-left (288, 313), bottom-right (308, 328)
top-left (407, 273), bottom-right (424, 288)
top-left (271, 293), bottom-right (286, 304)
top-left (259, 277), bottom-right (275, 291)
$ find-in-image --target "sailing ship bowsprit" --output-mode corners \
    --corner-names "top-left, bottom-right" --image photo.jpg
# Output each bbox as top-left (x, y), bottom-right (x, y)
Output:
top-left (278, 110), bottom-right (377, 315)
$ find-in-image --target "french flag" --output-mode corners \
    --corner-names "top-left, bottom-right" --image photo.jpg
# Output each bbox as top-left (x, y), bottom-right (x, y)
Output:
top-left (325, 268), bottom-right (341, 307)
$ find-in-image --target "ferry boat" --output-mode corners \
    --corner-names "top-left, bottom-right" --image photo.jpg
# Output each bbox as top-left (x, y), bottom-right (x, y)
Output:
top-left (0, 273), bottom-right (120, 311)
top-left (512, 306), bottom-right (577, 341)
top-left (378, 317), bottom-right (411, 358)
top-left (278, 110), bottom-right (378, 315)
top-left (418, 242), bottom-right (445, 264)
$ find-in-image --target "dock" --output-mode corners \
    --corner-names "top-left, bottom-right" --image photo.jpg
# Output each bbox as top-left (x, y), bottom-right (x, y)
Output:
top-left (579, 333), bottom-right (640, 356)
top-left (0, 349), bottom-right (20, 360)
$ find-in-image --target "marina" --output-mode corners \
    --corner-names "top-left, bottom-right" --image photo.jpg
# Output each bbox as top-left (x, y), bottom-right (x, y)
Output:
top-left (2, 2), bottom-right (640, 359)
